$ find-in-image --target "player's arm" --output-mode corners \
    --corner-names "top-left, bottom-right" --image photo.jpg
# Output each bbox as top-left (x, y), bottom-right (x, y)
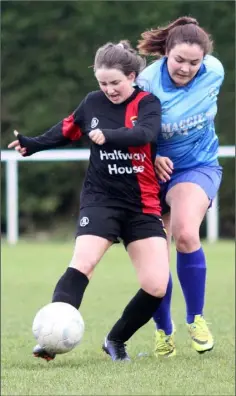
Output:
top-left (8, 100), bottom-right (86, 157)
top-left (101, 95), bottom-right (161, 147)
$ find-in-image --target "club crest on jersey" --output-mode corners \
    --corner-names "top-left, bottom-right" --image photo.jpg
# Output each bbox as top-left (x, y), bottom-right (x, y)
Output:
top-left (91, 117), bottom-right (99, 128)
top-left (130, 116), bottom-right (137, 126)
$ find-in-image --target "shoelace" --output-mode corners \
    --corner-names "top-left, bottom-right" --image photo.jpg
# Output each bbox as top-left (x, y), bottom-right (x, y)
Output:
top-left (190, 318), bottom-right (211, 338)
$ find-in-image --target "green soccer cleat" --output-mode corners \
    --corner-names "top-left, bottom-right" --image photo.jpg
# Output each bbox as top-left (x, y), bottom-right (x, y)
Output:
top-left (154, 323), bottom-right (176, 358)
top-left (187, 315), bottom-right (214, 354)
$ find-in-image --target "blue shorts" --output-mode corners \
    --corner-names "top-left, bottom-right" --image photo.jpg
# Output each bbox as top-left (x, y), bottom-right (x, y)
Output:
top-left (160, 165), bottom-right (223, 215)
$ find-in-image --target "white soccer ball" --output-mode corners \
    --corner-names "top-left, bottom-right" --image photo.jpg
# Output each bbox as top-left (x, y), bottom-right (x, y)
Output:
top-left (32, 302), bottom-right (85, 354)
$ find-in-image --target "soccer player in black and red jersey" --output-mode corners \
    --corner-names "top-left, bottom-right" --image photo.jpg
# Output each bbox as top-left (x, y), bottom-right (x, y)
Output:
top-left (8, 40), bottom-right (169, 362)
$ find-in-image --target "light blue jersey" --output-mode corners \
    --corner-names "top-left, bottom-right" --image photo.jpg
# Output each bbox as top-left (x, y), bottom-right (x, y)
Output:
top-left (136, 55), bottom-right (224, 170)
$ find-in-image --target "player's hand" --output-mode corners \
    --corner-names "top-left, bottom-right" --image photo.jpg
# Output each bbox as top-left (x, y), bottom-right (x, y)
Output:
top-left (8, 130), bottom-right (27, 156)
top-left (88, 129), bottom-right (106, 145)
top-left (155, 156), bottom-right (173, 182)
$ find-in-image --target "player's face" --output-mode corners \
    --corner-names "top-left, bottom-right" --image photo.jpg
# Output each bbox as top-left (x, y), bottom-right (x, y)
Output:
top-left (166, 43), bottom-right (204, 86)
top-left (95, 68), bottom-right (136, 104)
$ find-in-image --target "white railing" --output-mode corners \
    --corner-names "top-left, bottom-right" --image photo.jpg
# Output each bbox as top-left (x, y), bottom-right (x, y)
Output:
top-left (1, 146), bottom-right (235, 244)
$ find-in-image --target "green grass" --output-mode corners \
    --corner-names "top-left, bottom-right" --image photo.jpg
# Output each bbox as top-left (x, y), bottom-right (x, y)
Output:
top-left (1, 240), bottom-right (235, 395)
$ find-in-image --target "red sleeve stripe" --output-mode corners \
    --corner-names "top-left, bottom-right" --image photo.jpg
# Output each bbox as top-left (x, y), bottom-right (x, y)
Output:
top-left (62, 114), bottom-right (83, 141)
top-left (125, 92), bottom-right (161, 216)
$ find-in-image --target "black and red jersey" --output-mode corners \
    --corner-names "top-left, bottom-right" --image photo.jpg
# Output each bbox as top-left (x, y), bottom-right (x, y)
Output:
top-left (18, 88), bottom-right (162, 215)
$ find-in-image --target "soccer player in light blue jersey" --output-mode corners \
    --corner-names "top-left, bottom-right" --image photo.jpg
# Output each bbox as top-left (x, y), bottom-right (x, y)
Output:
top-left (136, 16), bottom-right (224, 357)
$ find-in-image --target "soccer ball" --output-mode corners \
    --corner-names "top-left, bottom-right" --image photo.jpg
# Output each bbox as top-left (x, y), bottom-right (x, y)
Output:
top-left (32, 302), bottom-right (85, 354)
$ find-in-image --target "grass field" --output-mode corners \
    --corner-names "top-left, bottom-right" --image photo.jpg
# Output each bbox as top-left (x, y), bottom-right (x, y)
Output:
top-left (1, 240), bottom-right (235, 395)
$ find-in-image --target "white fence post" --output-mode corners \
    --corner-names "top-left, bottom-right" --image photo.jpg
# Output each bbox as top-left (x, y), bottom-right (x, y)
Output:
top-left (206, 193), bottom-right (219, 243)
top-left (6, 160), bottom-right (18, 245)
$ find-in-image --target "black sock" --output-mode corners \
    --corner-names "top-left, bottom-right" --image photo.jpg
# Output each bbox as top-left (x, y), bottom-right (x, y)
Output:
top-left (107, 289), bottom-right (163, 342)
top-left (52, 267), bottom-right (89, 309)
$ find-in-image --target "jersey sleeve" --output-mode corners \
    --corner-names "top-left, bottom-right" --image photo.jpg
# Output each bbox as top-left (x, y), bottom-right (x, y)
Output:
top-left (204, 55), bottom-right (225, 88)
top-left (17, 99), bottom-right (86, 157)
top-left (102, 95), bottom-right (161, 147)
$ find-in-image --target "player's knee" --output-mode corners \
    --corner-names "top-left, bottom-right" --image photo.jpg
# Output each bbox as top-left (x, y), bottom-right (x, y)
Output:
top-left (173, 227), bottom-right (199, 252)
top-left (148, 285), bottom-right (167, 298)
top-left (69, 254), bottom-right (98, 277)
top-left (141, 281), bottom-right (167, 298)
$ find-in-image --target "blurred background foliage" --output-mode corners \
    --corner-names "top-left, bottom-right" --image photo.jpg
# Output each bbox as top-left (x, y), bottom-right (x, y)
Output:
top-left (1, 1), bottom-right (235, 238)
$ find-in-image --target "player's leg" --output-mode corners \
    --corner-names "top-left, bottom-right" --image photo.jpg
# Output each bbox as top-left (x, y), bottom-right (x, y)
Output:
top-left (167, 166), bottom-right (222, 353)
top-left (103, 214), bottom-right (169, 361)
top-left (52, 206), bottom-right (119, 309)
top-left (52, 234), bottom-right (112, 307)
top-left (50, 206), bottom-right (121, 307)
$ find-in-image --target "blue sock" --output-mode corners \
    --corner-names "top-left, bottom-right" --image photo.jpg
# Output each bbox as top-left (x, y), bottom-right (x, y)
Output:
top-left (177, 247), bottom-right (206, 324)
top-left (152, 273), bottom-right (173, 335)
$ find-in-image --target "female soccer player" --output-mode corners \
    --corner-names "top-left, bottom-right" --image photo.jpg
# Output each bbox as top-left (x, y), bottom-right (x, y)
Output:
top-left (8, 40), bottom-right (169, 362)
top-left (136, 16), bottom-right (224, 357)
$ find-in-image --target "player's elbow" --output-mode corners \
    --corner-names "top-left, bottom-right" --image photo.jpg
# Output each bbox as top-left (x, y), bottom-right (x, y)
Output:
top-left (140, 127), bottom-right (157, 145)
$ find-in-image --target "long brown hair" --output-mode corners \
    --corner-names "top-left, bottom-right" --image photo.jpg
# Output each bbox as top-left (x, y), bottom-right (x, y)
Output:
top-left (137, 16), bottom-right (213, 58)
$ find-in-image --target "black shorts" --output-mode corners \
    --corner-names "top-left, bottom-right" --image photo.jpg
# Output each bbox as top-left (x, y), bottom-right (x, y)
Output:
top-left (76, 206), bottom-right (166, 248)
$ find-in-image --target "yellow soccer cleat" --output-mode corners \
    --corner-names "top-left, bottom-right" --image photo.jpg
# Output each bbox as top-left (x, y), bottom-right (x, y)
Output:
top-left (187, 315), bottom-right (214, 354)
top-left (154, 324), bottom-right (176, 358)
